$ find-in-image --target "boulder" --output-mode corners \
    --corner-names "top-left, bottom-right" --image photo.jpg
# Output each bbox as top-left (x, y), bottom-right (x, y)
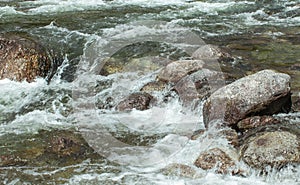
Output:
top-left (116, 92), bottom-right (154, 111)
top-left (194, 148), bottom-right (238, 174)
top-left (203, 70), bottom-right (291, 128)
top-left (192, 44), bottom-right (233, 62)
top-left (0, 34), bottom-right (55, 82)
top-left (239, 124), bottom-right (300, 169)
top-left (174, 68), bottom-right (225, 106)
top-left (157, 60), bottom-right (204, 83)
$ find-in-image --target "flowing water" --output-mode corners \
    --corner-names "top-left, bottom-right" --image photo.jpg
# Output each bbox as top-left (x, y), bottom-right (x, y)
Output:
top-left (1, 0), bottom-right (300, 184)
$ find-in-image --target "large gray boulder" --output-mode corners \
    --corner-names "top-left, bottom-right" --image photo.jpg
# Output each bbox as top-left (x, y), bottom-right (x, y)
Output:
top-left (203, 70), bottom-right (291, 127)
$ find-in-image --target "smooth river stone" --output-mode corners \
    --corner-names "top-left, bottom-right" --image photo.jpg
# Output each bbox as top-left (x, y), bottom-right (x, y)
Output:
top-left (203, 70), bottom-right (291, 127)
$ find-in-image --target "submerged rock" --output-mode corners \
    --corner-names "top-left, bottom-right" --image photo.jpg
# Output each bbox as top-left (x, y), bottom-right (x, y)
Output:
top-left (157, 60), bottom-right (204, 83)
top-left (162, 163), bottom-right (199, 178)
top-left (174, 68), bottom-right (225, 106)
top-left (191, 127), bottom-right (238, 147)
top-left (194, 148), bottom-right (238, 174)
top-left (99, 41), bottom-right (176, 76)
top-left (203, 70), bottom-right (291, 128)
top-left (239, 124), bottom-right (300, 170)
top-left (0, 129), bottom-right (98, 167)
top-left (116, 92), bottom-right (154, 111)
top-left (0, 34), bottom-right (56, 82)
top-left (192, 44), bottom-right (233, 62)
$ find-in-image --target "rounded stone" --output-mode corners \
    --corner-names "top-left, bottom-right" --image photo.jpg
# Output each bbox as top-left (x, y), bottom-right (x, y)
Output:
top-left (203, 70), bottom-right (291, 127)
top-left (0, 35), bottom-right (54, 82)
top-left (116, 92), bottom-right (154, 111)
top-left (157, 60), bottom-right (205, 83)
top-left (194, 148), bottom-right (236, 174)
top-left (240, 131), bottom-right (300, 169)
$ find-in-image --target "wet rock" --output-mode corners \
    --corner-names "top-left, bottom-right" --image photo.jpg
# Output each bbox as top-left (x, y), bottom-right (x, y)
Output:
top-left (60, 57), bottom-right (80, 82)
top-left (0, 34), bottom-right (55, 82)
top-left (100, 56), bottom-right (170, 76)
top-left (190, 129), bottom-right (206, 140)
top-left (220, 128), bottom-right (239, 147)
top-left (194, 148), bottom-right (237, 174)
top-left (121, 56), bottom-right (169, 74)
top-left (99, 41), bottom-right (176, 76)
top-left (291, 93), bottom-right (300, 112)
top-left (162, 163), bottom-right (200, 178)
top-left (191, 127), bottom-right (238, 147)
top-left (157, 60), bottom-right (204, 83)
top-left (116, 92), bottom-right (154, 111)
top-left (174, 69), bottom-right (225, 106)
top-left (203, 70), bottom-right (291, 128)
top-left (192, 44), bottom-right (233, 62)
top-left (140, 80), bottom-right (167, 93)
top-left (0, 129), bottom-right (98, 167)
top-left (237, 116), bottom-right (281, 133)
top-left (96, 96), bottom-right (115, 109)
top-left (239, 124), bottom-right (300, 169)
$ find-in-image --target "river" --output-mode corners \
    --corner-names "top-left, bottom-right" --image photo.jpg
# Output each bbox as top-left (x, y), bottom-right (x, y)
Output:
top-left (0, 0), bottom-right (300, 184)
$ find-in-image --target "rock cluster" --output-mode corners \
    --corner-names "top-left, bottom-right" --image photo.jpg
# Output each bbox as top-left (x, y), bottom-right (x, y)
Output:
top-left (104, 44), bottom-right (230, 111)
top-left (3, 41), bottom-right (299, 177)
top-left (188, 69), bottom-right (298, 173)
top-left (99, 44), bottom-right (299, 173)
top-left (197, 69), bottom-right (299, 172)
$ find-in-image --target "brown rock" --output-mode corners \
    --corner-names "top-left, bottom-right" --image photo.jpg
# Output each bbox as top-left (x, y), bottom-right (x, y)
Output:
top-left (157, 60), bottom-right (204, 83)
top-left (116, 92), bottom-right (154, 111)
top-left (237, 116), bottom-right (281, 132)
top-left (0, 34), bottom-right (54, 82)
top-left (140, 80), bottom-right (167, 93)
top-left (194, 148), bottom-right (236, 174)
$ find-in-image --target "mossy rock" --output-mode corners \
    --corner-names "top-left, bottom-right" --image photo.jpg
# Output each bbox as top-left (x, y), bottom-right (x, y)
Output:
top-left (0, 129), bottom-right (101, 167)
